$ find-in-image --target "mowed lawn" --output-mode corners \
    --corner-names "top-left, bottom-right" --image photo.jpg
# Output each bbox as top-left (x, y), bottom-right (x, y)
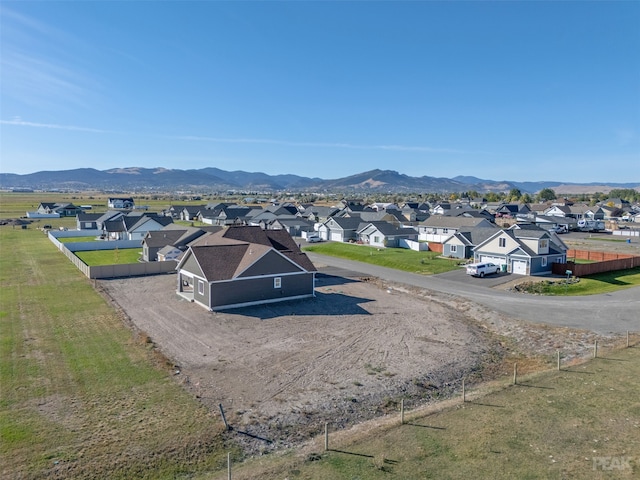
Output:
top-left (303, 242), bottom-right (461, 275)
top-left (527, 267), bottom-right (640, 296)
top-left (0, 226), bottom-right (233, 479)
top-left (75, 248), bottom-right (142, 266)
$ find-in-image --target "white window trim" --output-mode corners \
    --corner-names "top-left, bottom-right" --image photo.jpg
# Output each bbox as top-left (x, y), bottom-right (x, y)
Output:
top-left (541, 257), bottom-right (547, 267)
top-left (274, 277), bottom-right (282, 289)
top-left (198, 280), bottom-right (205, 295)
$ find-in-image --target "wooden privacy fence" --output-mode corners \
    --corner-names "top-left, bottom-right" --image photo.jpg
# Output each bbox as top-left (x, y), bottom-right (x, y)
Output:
top-left (552, 249), bottom-right (640, 277)
top-left (427, 242), bottom-right (444, 254)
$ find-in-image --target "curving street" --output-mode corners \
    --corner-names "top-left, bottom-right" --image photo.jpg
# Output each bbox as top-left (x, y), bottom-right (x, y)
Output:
top-left (306, 252), bottom-right (640, 335)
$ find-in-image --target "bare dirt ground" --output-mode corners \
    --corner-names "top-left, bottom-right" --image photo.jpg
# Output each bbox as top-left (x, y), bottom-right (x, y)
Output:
top-left (98, 269), bottom-right (613, 454)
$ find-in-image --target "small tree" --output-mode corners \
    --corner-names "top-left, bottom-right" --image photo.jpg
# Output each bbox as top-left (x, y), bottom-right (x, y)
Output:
top-left (536, 188), bottom-right (556, 202)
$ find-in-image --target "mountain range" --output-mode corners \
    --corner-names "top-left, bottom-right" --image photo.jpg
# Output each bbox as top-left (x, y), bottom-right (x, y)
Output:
top-left (1, 167), bottom-right (638, 194)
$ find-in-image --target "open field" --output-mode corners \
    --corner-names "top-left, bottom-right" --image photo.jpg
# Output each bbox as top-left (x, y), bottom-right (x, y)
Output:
top-left (303, 242), bottom-right (461, 275)
top-left (0, 225), bottom-right (232, 479)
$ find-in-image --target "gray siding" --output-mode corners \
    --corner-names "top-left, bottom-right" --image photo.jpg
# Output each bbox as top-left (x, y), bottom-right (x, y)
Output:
top-left (210, 272), bottom-right (314, 309)
top-left (181, 253), bottom-right (204, 278)
top-left (239, 250), bottom-right (302, 277)
top-left (443, 244), bottom-right (467, 259)
top-left (194, 277), bottom-right (210, 307)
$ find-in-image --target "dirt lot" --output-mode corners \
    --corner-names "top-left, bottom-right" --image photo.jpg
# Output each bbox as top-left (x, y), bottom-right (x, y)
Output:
top-left (99, 269), bottom-right (611, 453)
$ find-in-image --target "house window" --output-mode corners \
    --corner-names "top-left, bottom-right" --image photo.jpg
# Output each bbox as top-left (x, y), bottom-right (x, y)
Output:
top-left (541, 257), bottom-right (547, 267)
top-left (198, 280), bottom-right (204, 295)
top-left (499, 238), bottom-right (506, 247)
top-left (450, 245), bottom-right (457, 253)
top-left (540, 240), bottom-right (548, 249)
top-left (373, 236), bottom-right (380, 243)
top-left (443, 228), bottom-right (448, 234)
top-left (274, 277), bottom-right (281, 289)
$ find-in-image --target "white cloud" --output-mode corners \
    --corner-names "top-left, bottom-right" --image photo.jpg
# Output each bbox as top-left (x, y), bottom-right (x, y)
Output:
top-left (0, 6), bottom-right (98, 109)
top-left (1, 118), bottom-right (113, 134)
top-left (170, 135), bottom-right (479, 154)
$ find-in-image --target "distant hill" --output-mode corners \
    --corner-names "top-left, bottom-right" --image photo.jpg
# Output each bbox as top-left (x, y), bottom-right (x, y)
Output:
top-left (1, 167), bottom-right (638, 194)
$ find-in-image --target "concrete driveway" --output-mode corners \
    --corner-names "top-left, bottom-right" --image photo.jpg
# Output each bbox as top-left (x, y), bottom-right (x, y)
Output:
top-left (434, 266), bottom-right (518, 288)
top-left (306, 252), bottom-right (640, 335)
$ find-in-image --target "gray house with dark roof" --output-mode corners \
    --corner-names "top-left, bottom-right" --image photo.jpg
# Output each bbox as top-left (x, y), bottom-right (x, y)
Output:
top-left (142, 225), bottom-right (222, 261)
top-left (318, 216), bottom-right (363, 242)
top-left (356, 222), bottom-right (418, 248)
top-left (76, 212), bottom-right (103, 230)
top-left (442, 226), bottom-right (500, 259)
top-left (176, 226), bottom-right (316, 310)
top-left (472, 225), bottom-right (567, 275)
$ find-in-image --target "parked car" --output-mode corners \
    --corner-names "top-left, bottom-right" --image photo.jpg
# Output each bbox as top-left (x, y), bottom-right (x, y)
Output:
top-left (549, 225), bottom-right (568, 234)
top-left (466, 262), bottom-right (500, 277)
top-left (306, 234), bottom-right (323, 243)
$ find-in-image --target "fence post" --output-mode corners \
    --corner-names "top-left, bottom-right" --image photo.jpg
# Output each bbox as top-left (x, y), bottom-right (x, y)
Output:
top-left (219, 404), bottom-right (230, 431)
top-left (227, 452), bottom-right (231, 480)
top-left (513, 363), bottom-right (517, 385)
top-left (557, 350), bottom-right (560, 371)
top-left (462, 379), bottom-right (466, 403)
top-left (324, 422), bottom-right (329, 451)
top-left (627, 331), bottom-right (630, 348)
top-left (400, 399), bottom-right (405, 425)
top-left (593, 340), bottom-right (598, 358)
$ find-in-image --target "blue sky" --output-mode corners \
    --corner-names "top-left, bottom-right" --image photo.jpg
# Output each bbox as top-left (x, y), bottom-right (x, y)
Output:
top-left (1, 1), bottom-right (638, 183)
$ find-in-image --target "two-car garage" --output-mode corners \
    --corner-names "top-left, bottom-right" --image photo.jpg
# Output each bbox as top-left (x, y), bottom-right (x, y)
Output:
top-left (479, 255), bottom-right (505, 267)
top-left (479, 255), bottom-right (528, 275)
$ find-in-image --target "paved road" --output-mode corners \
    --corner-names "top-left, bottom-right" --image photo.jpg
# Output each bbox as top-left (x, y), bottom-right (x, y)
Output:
top-left (306, 253), bottom-right (639, 335)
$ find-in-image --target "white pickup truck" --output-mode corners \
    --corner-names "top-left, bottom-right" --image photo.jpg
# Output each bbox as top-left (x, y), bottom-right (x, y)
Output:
top-left (466, 262), bottom-right (500, 277)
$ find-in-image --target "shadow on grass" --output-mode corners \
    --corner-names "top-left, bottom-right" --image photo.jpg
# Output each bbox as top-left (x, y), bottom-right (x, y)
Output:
top-left (467, 401), bottom-right (504, 408)
top-left (595, 357), bottom-right (629, 362)
top-left (329, 449), bottom-right (399, 465)
top-left (235, 429), bottom-right (273, 444)
top-left (515, 383), bottom-right (555, 390)
top-left (560, 369), bottom-right (595, 375)
top-left (405, 422), bottom-right (446, 430)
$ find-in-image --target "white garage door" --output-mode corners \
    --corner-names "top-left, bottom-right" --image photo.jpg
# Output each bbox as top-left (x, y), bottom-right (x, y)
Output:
top-left (480, 255), bottom-right (505, 266)
top-left (330, 232), bottom-right (343, 242)
top-left (512, 260), bottom-right (527, 275)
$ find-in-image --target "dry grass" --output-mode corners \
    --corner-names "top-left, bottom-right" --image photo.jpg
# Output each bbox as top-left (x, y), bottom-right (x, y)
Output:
top-left (210, 342), bottom-right (639, 479)
top-left (0, 224), bottom-right (235, 479)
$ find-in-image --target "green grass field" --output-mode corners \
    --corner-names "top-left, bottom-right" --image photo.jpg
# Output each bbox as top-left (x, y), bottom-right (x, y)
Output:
top-left (0, 225), bottom-right (234, 479)
top-left (303, 242), bottom-right (461, 275)
top-left (515, 267), bottom-right (640, 296)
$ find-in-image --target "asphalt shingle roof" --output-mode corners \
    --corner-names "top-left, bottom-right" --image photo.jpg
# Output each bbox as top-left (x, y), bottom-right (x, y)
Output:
top-left (183, 226), bottom-right (316, 279)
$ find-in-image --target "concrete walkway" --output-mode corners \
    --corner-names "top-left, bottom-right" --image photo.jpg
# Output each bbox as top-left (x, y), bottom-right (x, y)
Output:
top-left (306, 252), bottom-right (640, 335)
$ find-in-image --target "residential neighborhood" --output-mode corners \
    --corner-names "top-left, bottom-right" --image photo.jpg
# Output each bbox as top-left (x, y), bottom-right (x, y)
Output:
top-left (31, 192), bottom-right (640, 285)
